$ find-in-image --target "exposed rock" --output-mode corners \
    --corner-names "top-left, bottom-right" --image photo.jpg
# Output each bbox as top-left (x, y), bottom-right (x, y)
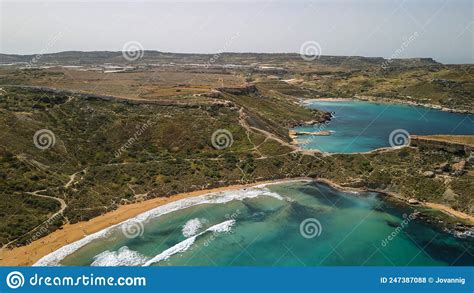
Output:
top-left (293, 130), bottom-right (331, 136)
top-left (266, 75), bottom-right (280, 80)
top-left (452, 160), bottom-right (466, 176)
top-left (408, 198), bottom-right (420, 205)
top-left (432, 78), bottom-right (457, 88)
top-left (438, 162), bottom-right (451, 172)
top-left (216, 84), bottom-right (259, 95)
top-left (289, 112), bottom-right (332, 128)
top-left (202, 90), bottom-right (222, 98)
top-left (422, 171), bottom-right (435, 178)
top-left (319, 112), bottom-right (333, 122)
top-left (410, 136), bottom-right (471, 156)
top-left (468, 153), bottom-right (474, 164)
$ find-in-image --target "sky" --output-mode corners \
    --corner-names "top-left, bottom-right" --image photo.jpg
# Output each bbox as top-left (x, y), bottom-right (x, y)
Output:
top-left (1, 0), bottom-right (473, 64)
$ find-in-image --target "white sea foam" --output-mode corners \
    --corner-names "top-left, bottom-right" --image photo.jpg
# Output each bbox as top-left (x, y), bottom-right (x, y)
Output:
top-left (143, 220), bottom-right (235, 266)
top-left (208, 219), bottom-right (235, 233)
top-left (33, 228), bottom-right (115, 266)
top-left (182, 218), bottom-right (203, 237)
top-left (34, 184), bottom-right (286, 266)
top-left (142, 236), bottom-right (196, 266)
top-left (91, 246), bottom-right (148, 266)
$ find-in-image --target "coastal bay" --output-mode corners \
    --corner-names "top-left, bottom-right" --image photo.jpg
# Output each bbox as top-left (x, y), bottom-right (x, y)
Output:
top-left (29, 180), bottom-right (474, 266)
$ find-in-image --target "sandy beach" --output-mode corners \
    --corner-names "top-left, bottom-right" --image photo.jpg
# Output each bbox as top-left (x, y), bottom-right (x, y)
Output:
top-left (0, 180), bottom-right (294, 266)
top-left (1, 177), bottom-right (472, 266)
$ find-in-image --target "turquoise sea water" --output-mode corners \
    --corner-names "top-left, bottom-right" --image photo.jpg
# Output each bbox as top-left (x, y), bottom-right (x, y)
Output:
top-left (293, 101), bottom-right (474, 153)
top-left (38, 181), bottom-right (473, 266)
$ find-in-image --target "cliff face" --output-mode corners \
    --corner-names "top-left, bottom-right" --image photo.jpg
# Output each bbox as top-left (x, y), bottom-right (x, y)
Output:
top-left (216, 84), bottom-right (259, 95)
top-left (410, 136), bottom-right (473, 156)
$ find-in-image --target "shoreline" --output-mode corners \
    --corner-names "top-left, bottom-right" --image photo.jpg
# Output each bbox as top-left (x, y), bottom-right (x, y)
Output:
top-left (304, 97), bottom-right (473, 114)
top-left (0, 178), bottom-right (305, 266)
top-left (314, 178), bottom-right (474, 225)
top-left (1, 177), bottom-right (472, 266)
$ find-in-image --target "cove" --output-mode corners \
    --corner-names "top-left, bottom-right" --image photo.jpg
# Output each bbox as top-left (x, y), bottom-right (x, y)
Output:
top-left (292, 100), bottom-right (474, 153)
top-left (35, 181), bottom-right (474, 266)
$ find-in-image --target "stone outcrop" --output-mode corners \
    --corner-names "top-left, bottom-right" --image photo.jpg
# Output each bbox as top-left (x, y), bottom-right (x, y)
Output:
top-left (410, 136), bottom-right (472, 156)
top-left (452, 160), bottom-right (466, 176)
top-left (216, 84), bottom-right (259, 95)
top-left (201, 90), bottom-right (222, 98)
top-left (422, 171), bottom-right (435, 178)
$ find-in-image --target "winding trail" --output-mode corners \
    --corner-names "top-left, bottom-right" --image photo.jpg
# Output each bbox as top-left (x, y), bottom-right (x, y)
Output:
top-left (26, 189), bottom-right (67, 215)
top-left (64, 169), bottom-right (87, 188)
top-left (238, 108), bottom-right (297, 151)
top-left (2, 189), bottom-right (67, 249)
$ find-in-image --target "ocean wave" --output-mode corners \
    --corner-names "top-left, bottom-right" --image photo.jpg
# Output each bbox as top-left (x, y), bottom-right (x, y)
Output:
top-left (182, 218), bottom-right (204, 237)
top-left (34, 184), bottom-right (285, 266)
top-left (33, 227), bottom-right (115, 266)
top-left (91, 246), bottom-right (148, 266)
top-left (143, 220), bottom-right (235, 266)
top-left (208, 219), bottom-right (235, 233)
